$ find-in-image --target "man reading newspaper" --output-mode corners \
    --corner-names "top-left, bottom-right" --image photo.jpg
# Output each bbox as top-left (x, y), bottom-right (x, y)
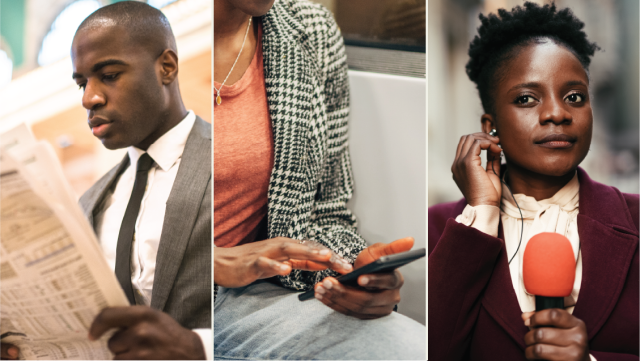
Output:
top-left (1, 2), bottom-right (212, 360)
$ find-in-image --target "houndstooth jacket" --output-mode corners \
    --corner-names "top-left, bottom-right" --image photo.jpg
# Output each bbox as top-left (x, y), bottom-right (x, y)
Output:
top-left (215, 0), bottom-right (366, 296)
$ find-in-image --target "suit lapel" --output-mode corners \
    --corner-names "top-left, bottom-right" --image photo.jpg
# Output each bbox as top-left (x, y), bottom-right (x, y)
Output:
top-left (262, 4), bottom-right (320, 239)
top-left (83, 156), bottom-right (130, 229)
top-left (480, 167), bottom-right (639, 348)
top-left (151, 117), bottom-right (211, 311)
top-left (572, 168), bottom-right (638, 339)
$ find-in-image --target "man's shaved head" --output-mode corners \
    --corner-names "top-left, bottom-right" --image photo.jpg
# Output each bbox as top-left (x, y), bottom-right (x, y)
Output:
top-left (76, 1), bottom-right (177, 57)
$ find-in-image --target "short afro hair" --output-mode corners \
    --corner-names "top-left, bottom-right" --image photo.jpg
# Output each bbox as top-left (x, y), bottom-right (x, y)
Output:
top-left (466, 2), bottom-right (599, 114)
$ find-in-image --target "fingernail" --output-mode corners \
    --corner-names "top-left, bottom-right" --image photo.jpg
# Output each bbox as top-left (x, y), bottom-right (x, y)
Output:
top-left (8, 347), bottom-right (18, 357)
top-left (524, 318), bottom-right (530, 326)
top-left (316, 286), bottom-right (325, 295)
top-left (319, 249), bottom-right (330, 255)
top-left (323, 279), bottom-right (332, 289)
top-left (360, 276), bottom-right (369, 285)
top-left (280, 264), bottom-right (289, 271)
top-left (343, 262), bottom-right (352, 270)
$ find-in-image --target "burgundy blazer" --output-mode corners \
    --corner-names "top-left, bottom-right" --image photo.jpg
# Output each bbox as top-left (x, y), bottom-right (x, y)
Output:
top-left (428, 168), bottom-right (639, 361)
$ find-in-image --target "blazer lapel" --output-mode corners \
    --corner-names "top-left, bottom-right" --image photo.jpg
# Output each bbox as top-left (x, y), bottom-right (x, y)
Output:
top-left (151, 117), bottom-right (211, 311)
top-left (480, 224), bottom-right (530, 349)
top-left (262, 4), bottom-right (321, 239)
top-left (83, 156), bottom-right (130, 229)
top-left (572, 168), bottom-right (638, 339)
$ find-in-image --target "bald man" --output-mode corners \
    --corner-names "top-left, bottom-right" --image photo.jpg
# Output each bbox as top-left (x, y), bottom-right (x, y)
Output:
top-left (2, 2), bottom-right (210, 360)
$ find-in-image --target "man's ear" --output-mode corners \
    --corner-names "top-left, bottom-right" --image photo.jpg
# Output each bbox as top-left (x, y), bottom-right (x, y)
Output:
top-left (159, 49), bottom-right (179, 85)
top-left (481, 114), bottom-right (495, 135)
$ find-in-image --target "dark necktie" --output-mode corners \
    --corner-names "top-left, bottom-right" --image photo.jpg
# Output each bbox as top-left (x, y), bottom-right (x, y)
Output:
top-left (115, 153), bottom-right (153, 305)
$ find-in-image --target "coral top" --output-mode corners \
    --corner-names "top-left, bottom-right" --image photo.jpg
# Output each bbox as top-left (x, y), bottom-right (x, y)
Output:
top-left (214, 23), bottom-right (273, 248)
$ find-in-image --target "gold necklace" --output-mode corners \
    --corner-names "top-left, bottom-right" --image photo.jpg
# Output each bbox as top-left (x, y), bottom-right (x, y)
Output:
top-left (214, 16), bottom-right (252, 105)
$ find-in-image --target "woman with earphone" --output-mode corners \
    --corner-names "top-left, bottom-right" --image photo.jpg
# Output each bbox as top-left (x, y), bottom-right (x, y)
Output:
top-left (428, 3), bottom-right (638, 360)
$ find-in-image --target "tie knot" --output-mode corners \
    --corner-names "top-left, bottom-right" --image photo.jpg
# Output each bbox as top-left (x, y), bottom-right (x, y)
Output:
top-left (137, 153), bottom-right (153, 172)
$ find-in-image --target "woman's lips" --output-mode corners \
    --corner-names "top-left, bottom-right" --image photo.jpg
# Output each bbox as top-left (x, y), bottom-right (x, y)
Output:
top-left (539, 140), bottom-right (574, 149)
top-left (536, 134), bottom-right (576, 149)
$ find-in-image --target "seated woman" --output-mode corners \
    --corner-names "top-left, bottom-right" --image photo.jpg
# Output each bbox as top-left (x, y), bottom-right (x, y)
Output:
top-left (213, 0), bottom-right (426, 359)
top-left (428, 2), bottom-right (638, 361)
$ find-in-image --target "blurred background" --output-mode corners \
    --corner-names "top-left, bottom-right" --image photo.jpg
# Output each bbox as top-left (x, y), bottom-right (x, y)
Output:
top-left (307, 0), bottom-right (426, 325)
top-left (428, 0), bottom-right (639, 206)
top-left (0, 0), bottom-right (211, 196)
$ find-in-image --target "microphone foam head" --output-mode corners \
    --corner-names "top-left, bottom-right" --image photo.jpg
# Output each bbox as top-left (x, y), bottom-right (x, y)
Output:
top-left (522, 232), bottom-right (575, 297)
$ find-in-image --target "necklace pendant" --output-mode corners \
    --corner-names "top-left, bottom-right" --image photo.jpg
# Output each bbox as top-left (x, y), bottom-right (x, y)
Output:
top-left (216, 94), bottom-right (222, 105)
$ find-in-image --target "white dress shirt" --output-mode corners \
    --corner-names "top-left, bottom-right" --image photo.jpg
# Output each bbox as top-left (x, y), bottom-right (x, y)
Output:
top-left (93, 110), bottom-right (212, 359)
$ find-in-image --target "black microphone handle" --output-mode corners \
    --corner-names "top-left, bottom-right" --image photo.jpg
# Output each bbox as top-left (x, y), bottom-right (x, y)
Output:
top-left (535, 296), bottom-right (564, 311)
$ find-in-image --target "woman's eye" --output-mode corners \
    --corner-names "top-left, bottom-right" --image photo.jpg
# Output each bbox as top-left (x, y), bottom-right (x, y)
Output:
top-left (515, 95), bottom-right (536, 105)
top-left (566, 93), bottom-right (584, 103)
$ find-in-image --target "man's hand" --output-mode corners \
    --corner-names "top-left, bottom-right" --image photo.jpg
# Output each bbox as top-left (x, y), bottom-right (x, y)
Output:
top-left (89, 306), bottom-right (205, 360)
top-left (214, 237), bottom-right (353, 288)
top-left (313, 237), bottom-right (414, 319)
top-left (1, 344), bottom-right (19, 360)
top-left (522, 309), bottom-right (590, 361)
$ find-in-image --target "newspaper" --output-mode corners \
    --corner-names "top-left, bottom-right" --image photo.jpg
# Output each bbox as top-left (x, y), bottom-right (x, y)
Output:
top-left (0, 124), bottom-right (129, 360)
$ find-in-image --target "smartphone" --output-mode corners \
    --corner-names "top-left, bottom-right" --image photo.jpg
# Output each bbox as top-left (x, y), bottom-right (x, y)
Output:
top-left (298, 248), bottom-right (426, 301)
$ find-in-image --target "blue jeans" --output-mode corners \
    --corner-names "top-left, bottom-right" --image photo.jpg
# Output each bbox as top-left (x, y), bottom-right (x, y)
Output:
top-left (214, 281), bottom-right (426, 360)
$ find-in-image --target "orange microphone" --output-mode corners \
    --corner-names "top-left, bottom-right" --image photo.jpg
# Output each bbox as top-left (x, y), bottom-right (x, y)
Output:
top-left (522, 232), bottom-right (576, 311)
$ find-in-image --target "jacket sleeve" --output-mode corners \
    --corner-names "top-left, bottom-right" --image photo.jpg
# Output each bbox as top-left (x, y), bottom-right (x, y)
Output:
top-left (276, 6), bottom-right (367, 291)
top-left (590, 351), bottom-right (638, 361)
top-left (428, 212), bottom-right (504, 361)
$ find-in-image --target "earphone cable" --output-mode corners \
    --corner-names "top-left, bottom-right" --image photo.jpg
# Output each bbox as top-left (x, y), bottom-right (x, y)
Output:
top-left (490, 155), bottom-right (524, 265)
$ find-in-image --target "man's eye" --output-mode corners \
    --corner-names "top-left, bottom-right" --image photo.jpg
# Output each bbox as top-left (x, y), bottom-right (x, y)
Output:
top-left (515, 95), bottom-right (536, 104)
top-left (103, 73), bottom-right (119, 81)
top-left (566, 93), bottom-right (584, 103)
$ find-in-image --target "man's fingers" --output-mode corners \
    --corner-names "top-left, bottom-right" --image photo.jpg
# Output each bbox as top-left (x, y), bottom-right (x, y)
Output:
top-left (89, 306), bottom-right (152, 340)
top-left (107, 329), bottom-right (131, 354)
top-left (1, 344), bottom-right (19, 360)
top-left (530, 308), bottom-right (581, 329)
top-left (358, 270), bottom-right (404, 290)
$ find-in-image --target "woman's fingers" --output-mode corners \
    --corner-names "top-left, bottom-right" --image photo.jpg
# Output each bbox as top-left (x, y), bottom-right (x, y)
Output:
top-left (255, 256), bottom-right (290, 278)
top-left (358, 270), bottom-right (404, 290)
top-left (264, 239), bottom-right (353, 273)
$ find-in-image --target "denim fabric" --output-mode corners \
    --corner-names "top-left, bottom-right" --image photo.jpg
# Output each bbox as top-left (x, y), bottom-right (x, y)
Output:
top-left (214, 281), bottom-right (426, 360)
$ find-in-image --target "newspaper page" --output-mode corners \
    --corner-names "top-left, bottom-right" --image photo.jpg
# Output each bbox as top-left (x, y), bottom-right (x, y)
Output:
top-left (0, 124), bottom-right (129, 360)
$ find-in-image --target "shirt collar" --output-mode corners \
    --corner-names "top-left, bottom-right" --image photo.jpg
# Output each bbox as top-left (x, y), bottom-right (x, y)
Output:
top-left (127, 110), bottom-right (196, 171)
top-left (501, 171), bottom-right (580, 217)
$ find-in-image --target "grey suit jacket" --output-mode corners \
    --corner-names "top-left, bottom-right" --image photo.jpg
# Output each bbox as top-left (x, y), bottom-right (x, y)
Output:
top-left (79, 116), bottom-right (211, 329)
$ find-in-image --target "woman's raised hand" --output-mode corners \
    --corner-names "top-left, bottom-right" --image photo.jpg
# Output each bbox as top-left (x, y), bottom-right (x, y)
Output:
top-left (214, 237), bottom-right (353, 288)
top-left (451, 132), bottom-right (503, 207)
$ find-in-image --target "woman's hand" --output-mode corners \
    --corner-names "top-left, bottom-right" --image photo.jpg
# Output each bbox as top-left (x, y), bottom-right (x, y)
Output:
top-left (214, 237), bottom-right (353, 288)
top-left (313, 237), bottom-right (414, 319)
top-left (522, 309), bottom-right (590, 361)
top-left (451, 132), bottom-right (503, 207)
